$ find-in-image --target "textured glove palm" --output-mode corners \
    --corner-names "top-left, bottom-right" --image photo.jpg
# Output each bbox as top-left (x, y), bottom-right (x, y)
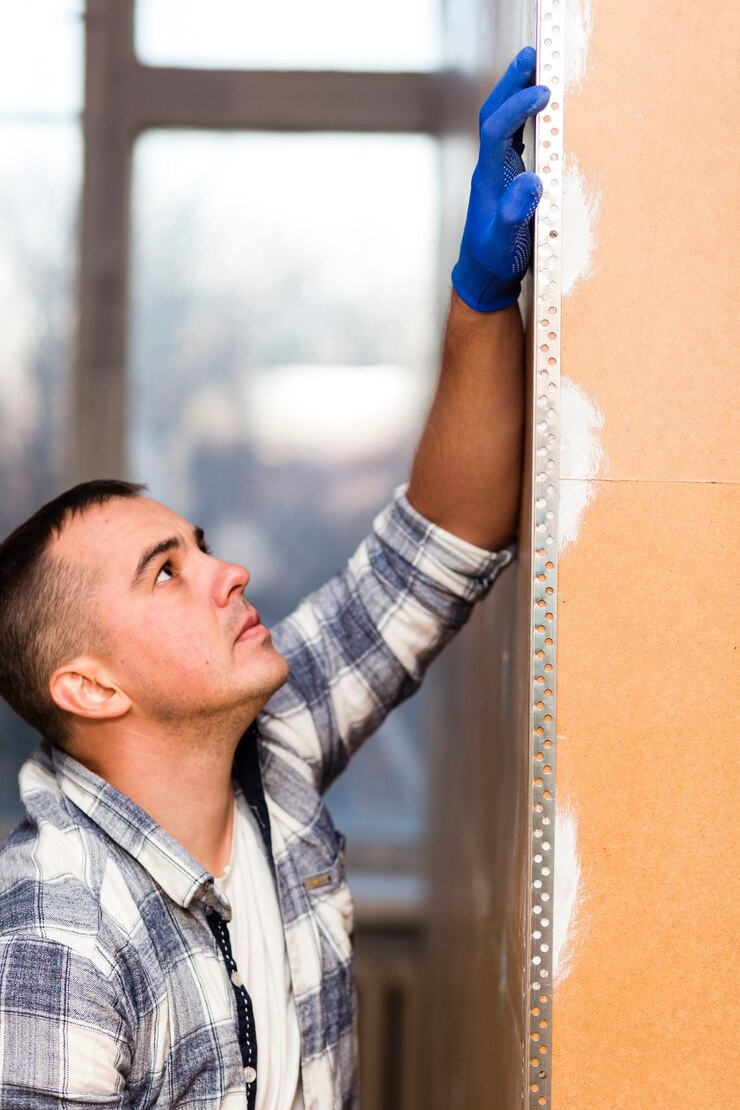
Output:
top-left (452, 47), bottom-right (551, 313)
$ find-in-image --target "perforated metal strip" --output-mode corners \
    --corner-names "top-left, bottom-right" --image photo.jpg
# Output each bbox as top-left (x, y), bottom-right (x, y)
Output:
top-left (524, 3), bottom-right (564, 1108)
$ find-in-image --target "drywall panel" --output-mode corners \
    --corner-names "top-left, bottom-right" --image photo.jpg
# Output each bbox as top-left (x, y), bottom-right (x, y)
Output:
top-left (551, 479), bottom-right (737, 1107)
top-left (551, 5), bottom-right (739, 1106)
top-left (561, 0), bottom-right (739, 483)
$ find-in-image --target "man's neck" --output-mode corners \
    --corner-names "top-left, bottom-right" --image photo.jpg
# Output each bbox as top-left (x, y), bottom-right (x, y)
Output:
top-left (68, 716), bottom-right (247, 876)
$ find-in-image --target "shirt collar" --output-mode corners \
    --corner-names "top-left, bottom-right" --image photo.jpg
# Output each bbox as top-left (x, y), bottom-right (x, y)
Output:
top-left (21, 741), bottom-right (230, 915)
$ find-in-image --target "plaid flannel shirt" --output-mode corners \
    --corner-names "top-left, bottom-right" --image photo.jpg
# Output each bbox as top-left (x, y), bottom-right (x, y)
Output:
top-left (0, 490), bottom-right (512, 1109)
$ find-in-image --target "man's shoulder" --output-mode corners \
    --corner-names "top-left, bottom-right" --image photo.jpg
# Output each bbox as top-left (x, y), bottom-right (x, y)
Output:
top-left (0, 794), bottom-right (158, 982)
top-left (1, 810), bottom-right (107, 942)
top-left (3, 750), bottom-right (109, 895)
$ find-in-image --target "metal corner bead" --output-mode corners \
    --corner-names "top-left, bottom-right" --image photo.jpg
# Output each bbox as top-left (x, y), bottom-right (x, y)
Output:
top-left (524, 1), bottom-right (564, 1107)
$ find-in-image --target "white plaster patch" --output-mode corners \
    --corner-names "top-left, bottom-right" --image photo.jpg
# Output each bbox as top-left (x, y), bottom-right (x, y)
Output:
top-left (564, 0), bottom-right (594, 91)
top-left (558, 377), bottom-right (606, 554)
top-left (559, 478), bottom-right (598, 555)
top-left (560, 376), bottom-right (606, 482)
top-left (552, 804), bottom-right (584, 986)
top-left (562, 155), bottom-right (601, 297)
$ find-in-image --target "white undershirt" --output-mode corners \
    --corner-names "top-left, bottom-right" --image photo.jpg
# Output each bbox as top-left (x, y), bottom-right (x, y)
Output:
top-left (215, 790), bottom-right (304, 1110)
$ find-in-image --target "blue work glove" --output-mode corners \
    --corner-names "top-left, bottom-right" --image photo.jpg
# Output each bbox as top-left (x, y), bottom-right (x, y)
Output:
top-left (452, 47), bottom-right (551, 312)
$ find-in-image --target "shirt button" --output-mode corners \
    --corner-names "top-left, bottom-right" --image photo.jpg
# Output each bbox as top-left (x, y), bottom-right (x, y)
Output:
top-left (231, 970), bottom-right (243, 987)
top-left (244, 1066), bottom-right (257, 1084)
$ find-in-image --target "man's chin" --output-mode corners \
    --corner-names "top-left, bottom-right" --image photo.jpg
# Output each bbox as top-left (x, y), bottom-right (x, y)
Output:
top-left (267, 654), bottom-right (291, 699)
top-left (244, 653), bottom-right (290, 713)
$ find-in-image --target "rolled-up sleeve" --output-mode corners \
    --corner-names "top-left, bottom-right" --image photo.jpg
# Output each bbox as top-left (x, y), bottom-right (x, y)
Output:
top-left (0, 935), bottom-right (131, 1107)
top-left (261, 488), bottom-right (514, 791)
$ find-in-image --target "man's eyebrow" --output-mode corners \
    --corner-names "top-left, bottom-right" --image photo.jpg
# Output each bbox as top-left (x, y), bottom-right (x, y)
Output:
top-left (130, 526), bottom-right (208, 589)
top-left (130, 536), bottom-right (180, 588)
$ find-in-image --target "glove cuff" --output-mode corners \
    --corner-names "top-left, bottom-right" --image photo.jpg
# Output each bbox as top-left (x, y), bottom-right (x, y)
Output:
top-left (451, 250), bottom-right (522, 314)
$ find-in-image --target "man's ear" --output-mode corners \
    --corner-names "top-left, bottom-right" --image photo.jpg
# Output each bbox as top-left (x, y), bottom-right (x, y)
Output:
top-left (49, 657), bottom-right (132, 721)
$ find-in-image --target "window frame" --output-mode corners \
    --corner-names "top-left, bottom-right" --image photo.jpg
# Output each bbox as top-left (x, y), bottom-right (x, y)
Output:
top-left (73, 0), bottom-right (475, 481)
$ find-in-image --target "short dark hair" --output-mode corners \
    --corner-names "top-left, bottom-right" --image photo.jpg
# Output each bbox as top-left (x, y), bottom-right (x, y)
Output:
top-left (0, 479), bottom-right (146, 747)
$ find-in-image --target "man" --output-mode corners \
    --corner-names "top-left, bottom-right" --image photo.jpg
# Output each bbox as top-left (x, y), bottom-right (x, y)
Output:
top-left (0, 49), bottom-right (549, 1110)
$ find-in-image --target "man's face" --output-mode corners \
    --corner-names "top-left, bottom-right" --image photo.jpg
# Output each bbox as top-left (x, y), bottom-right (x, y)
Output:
top-left (52, 496), bottom-right (289, 728)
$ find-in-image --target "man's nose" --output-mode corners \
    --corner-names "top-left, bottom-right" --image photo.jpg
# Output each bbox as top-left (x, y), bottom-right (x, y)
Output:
top-left (214, 559), bottom-right (250, 604)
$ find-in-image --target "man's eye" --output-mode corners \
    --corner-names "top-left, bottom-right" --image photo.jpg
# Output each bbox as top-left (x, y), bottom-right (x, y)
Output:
top-left (154, 563), bottom-right (175, 585)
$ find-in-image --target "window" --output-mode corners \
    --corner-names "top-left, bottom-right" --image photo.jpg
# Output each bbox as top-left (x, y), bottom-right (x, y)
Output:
top-left (135, 0), bottom-right (442, 71)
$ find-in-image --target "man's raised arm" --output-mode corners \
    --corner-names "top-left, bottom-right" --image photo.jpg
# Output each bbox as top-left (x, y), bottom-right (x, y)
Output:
top-left (407, 47), bottom-right (550, 552)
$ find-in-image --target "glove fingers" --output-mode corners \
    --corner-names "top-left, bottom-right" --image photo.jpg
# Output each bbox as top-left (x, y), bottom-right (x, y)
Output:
top-left (481, 85), bottom-right (551, 160)
top-left (479, 46), bottom-right (537, 126)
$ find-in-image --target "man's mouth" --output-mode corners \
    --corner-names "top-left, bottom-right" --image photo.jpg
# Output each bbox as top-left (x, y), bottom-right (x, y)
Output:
top-left (235, 609), bottom-right (268, 643)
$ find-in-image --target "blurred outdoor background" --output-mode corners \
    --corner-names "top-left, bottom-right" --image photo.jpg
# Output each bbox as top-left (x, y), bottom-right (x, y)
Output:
top-left (0, 3), bottom-right (512, 1106)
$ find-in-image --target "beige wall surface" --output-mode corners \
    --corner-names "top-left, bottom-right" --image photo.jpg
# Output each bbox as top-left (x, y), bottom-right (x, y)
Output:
top-left (561, 0), bottom-right (739, 484)
top-left (552, 0), bottom-right (739, 1106)
top-left (553, 482), bottom-right (735, 1107)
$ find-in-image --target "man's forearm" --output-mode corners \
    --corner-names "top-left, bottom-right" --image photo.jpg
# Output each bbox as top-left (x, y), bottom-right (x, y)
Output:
top-left (406, 292), bottom-right (524, 552)
top-left (406, 49), bottom-right (549, 552)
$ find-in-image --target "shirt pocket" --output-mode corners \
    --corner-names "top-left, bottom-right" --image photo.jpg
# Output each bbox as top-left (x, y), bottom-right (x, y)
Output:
top-left (301, 833), bottom-right (355, 961)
